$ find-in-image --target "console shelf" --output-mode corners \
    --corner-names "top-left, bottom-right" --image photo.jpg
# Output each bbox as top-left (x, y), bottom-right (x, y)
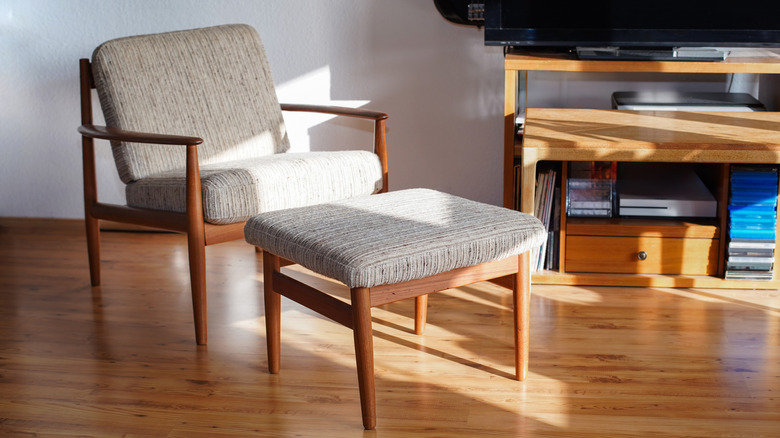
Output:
top-left (504, 51), bottom-right (780, 288)
top-left (505, 49), bottom-right (780, 74)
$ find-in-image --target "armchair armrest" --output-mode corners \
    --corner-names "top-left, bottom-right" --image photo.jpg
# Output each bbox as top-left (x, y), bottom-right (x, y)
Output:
top-left (280, 103), bottom-right (388, 121)
top-left (78, 124), bottom-right (203, 145)
top-left (280, 103), bottom-right (389, 193)
top-left (79, 123), bottom-right (206, 236)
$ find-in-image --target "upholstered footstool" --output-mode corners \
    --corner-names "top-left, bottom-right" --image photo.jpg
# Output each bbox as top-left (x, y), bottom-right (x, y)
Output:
top-left (244, 189), bottom-right (546, 429)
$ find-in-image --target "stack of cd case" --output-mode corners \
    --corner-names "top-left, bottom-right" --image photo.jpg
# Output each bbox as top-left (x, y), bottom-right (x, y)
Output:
top-left (726, 165), bottom-right (778, 280)
top-left (567, 161), bottom-right (616, 217)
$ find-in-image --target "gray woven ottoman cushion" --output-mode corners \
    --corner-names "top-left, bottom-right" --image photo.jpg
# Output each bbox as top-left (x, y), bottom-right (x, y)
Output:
top-left (244, 189), bottom-right (546, 288)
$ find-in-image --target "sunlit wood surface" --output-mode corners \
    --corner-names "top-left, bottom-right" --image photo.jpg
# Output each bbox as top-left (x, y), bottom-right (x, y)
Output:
top-left (505, 48), bottom-right (780, 73)
top-left (1, 218), bottom-right (778, 437)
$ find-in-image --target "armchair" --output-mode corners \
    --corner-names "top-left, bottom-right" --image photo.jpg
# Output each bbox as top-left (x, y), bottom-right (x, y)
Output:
top-left (78, 24), bottom-right (388, 345)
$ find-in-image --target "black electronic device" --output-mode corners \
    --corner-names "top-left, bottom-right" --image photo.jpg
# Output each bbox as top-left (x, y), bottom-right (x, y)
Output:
top-left (483, 0), bottom-right (780, 59)
top-left (611, 92), bottom-right (766, 111)
top-left (433, 0), bottom-right (484, 27)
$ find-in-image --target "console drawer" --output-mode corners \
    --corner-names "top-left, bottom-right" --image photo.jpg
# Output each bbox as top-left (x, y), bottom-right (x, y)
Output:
top-left (565, 235), bottom-right (719, 275)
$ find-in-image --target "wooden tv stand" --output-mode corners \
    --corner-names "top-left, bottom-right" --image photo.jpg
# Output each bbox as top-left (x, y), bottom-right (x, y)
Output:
top-left (503, 50), bottom-right (780, 288)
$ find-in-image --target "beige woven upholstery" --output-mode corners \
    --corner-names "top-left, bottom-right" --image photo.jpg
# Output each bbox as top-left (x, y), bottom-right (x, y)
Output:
top-left (92, 24), bottom-right (382, 224)
top-left (79, 24), bottom-right (389, 345)
top-left (244, 189), bottom-right (547, 287)
top-left (126, 151), bottom-right (382, 224)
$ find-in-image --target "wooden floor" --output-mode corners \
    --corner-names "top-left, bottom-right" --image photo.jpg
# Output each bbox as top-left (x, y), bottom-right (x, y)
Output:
top-left (1, 218), bottom-right (779, 437)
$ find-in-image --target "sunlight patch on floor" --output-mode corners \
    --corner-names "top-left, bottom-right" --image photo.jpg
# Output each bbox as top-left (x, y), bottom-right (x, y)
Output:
top-left (532, 285), bottom-right (605, 306)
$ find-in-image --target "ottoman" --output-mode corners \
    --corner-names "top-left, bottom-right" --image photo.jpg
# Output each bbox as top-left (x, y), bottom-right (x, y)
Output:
top-left (244, 188), bottom-right (546, 429)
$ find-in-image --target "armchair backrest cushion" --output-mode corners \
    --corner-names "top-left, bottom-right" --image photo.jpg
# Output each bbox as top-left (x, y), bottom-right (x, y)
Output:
top-left (92, 24), bottom-right (290, 184)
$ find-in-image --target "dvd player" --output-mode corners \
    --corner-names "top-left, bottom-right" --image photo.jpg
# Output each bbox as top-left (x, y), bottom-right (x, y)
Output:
top-left (617, 163), bottom-right (717, 218)
top-left (577, 47), bottom-right (729, 62)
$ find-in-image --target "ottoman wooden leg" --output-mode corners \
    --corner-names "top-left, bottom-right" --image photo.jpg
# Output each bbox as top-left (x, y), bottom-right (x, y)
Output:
top-left (414, 294), bottom-right (428, 335)
top-left (514, 253), bottom-right (531, 381)
top-left (350, 287), bottom-right (376, 430)
top-left (263, 252), bottom-right (282, 374)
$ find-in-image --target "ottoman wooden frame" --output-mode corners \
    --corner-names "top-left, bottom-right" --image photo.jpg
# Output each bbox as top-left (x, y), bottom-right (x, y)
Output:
top-left (245, 189), bottom-right (545, 429)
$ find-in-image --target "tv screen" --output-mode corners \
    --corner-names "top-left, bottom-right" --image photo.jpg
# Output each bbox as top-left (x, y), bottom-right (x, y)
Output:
top-left (485, 0), bottom-right (780, 49)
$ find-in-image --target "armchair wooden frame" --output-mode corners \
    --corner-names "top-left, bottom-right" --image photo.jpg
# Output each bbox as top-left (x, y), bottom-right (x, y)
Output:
top-left (78, 58), bottom-right (389, 345)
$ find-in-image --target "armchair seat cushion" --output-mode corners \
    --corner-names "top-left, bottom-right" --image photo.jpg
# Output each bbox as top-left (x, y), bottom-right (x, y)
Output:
top-left (126, 150), bottom-right (383, 224)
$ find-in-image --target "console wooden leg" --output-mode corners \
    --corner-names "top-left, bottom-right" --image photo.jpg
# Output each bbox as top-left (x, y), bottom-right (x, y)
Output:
top-left (514, 253), bottom-right (531, 381)
top-left (350, 287), bottom-right (376, 430)
top-left (263, 252), bottom-right (281, 374)
top-left (414, 294), bottom-right (428, 335)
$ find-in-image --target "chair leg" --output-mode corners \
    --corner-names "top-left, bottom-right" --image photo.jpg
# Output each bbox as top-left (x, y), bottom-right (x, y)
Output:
top-left (350, 287), bottom-right (376, 430)
top-left (263, 252), bottom-right (281, 374)
top-left (187, 229), bottom-right (208, 346)
top-left (514, 253), bottom-right (531, 381)
top-left (84, 214), bottom-right (101, 286)
top-left (414, 294), bottom-right (428, 335)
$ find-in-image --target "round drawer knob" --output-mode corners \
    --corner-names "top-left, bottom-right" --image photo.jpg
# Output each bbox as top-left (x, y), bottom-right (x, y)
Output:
top-left (637, 251), bottom-right (648, 261)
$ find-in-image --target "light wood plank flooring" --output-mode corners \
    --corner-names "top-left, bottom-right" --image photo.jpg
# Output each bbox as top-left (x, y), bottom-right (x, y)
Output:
top-left (1, 218), bottom-right (778, 437)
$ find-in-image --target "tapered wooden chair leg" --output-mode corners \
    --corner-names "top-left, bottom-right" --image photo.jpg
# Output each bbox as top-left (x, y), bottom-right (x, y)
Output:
top-left (187, 232), bottom-right (208, 346)
top-left (414, 294), bottom-right (428, 335)
top-left (263, 252), bottom-right (282, 374)
top-left (514, 253), bottom-right (531, 381)
top-left (350, 287), bottom-right (376, 430)
top-left (82, 127), bottom-right (101, 287)
top-left (84, 215), bottom-right (101, 286)
top-left (184, 144), bottom-right (208, 346)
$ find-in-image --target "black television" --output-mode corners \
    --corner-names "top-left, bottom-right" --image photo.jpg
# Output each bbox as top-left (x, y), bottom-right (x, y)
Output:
top-left (484, 0), bottom-right (780, 60)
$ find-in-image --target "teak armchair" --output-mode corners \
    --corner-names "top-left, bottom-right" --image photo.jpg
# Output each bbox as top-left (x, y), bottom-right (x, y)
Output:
top-left (78, 24), bottom-right (388, 345)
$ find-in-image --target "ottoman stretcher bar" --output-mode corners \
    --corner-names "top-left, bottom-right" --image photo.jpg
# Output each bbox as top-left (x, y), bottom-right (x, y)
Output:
top-left (244, 189), bottom-right (546, 429)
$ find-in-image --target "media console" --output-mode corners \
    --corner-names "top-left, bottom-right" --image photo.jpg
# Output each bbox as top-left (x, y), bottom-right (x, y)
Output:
top-left (503, 49), bottom-right (780, 288)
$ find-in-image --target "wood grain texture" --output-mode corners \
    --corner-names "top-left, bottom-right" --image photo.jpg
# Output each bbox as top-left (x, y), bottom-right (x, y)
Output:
top-left (566, 218), bottom-right (719, 239)
top-left (522, 109), bottom-right (780, 161)
top-left (368, 256), bottom-right (519, 307)
top-left (565, 235), bottom-right (719, 275)
top-left (1, 218), bottom-right (779, 436)
top-left (505, 48), bottom-right (780, 73)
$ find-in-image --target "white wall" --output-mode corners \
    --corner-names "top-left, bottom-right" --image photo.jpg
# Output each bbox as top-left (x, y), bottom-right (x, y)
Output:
top-left (1, 0), bottom-right (753, 218)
